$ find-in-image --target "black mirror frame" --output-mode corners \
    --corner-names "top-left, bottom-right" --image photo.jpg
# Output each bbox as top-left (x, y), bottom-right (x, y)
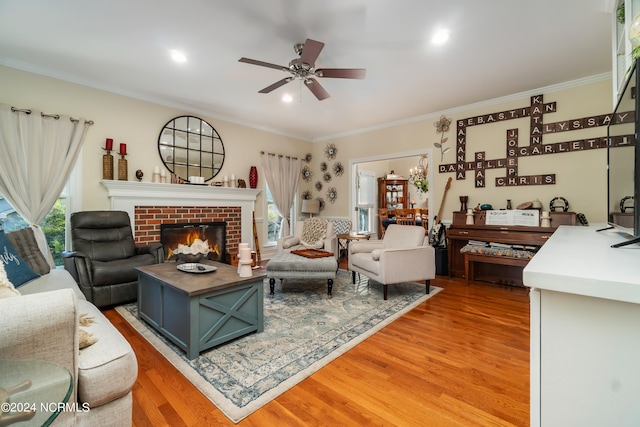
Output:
top-left (157, 115), bottom-right (225, 182)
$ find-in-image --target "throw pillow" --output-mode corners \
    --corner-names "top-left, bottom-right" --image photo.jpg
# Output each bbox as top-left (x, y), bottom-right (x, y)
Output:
top-left (6, 227), bottom-right (51, 275)
top-left (300, 218), bottom-right (328, 248)
top-left (371, 249), bottom-right (384, 261)
top-left (31, 225), bottom-right (56, 269)
top-left (0, 229), bottom-right (40, 287)
top-left (282, 236), bottom-right (300, 249)
top-left (0, 262), bottom-right (21, 298)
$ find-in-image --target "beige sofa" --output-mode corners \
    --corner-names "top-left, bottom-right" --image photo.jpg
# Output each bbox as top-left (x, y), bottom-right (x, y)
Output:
top-left (0, 227), bottom-right (137, 426)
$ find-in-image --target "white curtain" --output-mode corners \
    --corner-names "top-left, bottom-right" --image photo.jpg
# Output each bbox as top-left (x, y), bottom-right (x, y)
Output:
top-left (0, 104), bottom-right (91, 227)
top-left (261, 153), bottom-right (302, 237)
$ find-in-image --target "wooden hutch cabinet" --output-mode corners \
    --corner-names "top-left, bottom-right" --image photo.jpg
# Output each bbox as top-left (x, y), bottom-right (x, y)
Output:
top-left (377, 178), bottom-right (408, 214)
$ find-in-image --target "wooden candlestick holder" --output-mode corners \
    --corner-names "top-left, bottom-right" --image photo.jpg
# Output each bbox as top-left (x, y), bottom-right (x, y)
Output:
top-left (102, 150), bottom-right (114, 180)
top-left (118, 154), bottom-right (128, 181)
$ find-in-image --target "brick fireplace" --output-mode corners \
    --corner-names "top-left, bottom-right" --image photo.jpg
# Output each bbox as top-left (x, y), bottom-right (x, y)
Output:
top-left (160, 221), bottom-right (227, 261)
top-left (101, 180), bottom-right (261, 258)
top-left (133, 205), bottom-right (239, 244)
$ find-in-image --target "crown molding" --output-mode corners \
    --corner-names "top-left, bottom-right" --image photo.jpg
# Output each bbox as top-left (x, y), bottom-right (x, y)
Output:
top-left (313, 72), bottom-right (612, 143)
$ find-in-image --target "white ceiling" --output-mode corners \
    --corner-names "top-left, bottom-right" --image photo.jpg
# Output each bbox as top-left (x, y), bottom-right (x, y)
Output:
top-left (0, 0), bottom-right (613, 142)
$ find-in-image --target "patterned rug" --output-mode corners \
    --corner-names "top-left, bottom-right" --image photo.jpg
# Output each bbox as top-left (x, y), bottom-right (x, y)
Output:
top-left (116, 271), bottom-right (441, 423)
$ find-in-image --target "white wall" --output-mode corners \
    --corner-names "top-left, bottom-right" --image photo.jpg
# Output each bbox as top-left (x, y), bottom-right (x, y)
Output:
top-left (312, 77), bottom-right (612, 224)
top-left (0, 65), bottom-right (312, 241)
top-left (1, 65), bottom-right (613, 226)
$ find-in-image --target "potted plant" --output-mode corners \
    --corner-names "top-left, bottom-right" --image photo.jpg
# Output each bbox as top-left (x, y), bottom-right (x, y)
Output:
top-left (414, 178), bottom-right (428, 194)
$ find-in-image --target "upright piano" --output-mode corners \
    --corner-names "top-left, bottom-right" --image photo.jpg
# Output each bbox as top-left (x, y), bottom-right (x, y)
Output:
top-left (447, 210), bottom-right (576, 286)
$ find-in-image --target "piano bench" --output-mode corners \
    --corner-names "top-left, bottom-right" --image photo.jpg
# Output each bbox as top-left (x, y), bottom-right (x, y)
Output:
top-left (460, 245), bottom-right (535, 286)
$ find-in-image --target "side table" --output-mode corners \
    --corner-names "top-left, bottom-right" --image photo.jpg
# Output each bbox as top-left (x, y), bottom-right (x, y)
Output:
top-left (0, 359), bottom-right (73, 426)
top-left (336, 233), bottom-right (371, 264)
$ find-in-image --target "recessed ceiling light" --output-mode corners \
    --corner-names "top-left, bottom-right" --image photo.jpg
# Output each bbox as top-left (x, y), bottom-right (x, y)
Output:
top-left (431, 29), bottom-right (450, 45)
top-left (282, 93), bottom-right (293, 103)
top-left (170, 50), bottom-right (187, 63)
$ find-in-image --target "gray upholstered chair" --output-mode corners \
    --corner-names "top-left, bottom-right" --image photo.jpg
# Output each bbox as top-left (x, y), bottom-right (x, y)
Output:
top-left (348, 224), bottom-right (435, 299)
top-left (63, 210), bottom-right (163, 308)
top-left (276, 218), bottom-right (337, 259)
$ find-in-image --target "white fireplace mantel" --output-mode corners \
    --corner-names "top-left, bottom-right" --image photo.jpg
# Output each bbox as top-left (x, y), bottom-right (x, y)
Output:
top-left (101, 180), bottom-right (261, 243)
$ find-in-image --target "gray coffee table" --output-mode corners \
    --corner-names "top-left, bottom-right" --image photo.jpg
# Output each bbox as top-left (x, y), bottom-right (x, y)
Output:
top-left (136, 261), bottom-right (266, 359)
top-left (266, 251), bottom-right (338, 296)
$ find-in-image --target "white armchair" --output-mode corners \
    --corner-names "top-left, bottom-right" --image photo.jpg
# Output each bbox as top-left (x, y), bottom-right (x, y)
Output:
top-left (277, 218), bottom-right (337, 259)
top-left (348, 224), bottom-right (436, 299)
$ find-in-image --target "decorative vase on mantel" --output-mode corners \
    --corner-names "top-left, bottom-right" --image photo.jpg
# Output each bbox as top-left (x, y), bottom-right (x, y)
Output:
top-left (249, 166), bottom-right (258, 189)
top-left (103, 151), bottom-right (114, 180)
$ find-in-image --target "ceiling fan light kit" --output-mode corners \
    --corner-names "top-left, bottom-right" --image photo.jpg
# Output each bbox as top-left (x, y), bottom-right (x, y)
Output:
top-left (239, 38), bottom-right (366, 101)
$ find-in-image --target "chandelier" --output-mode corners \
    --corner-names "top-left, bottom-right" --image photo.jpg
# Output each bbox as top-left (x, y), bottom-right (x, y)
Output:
top-left (408, 155), bottom-right (429, 193)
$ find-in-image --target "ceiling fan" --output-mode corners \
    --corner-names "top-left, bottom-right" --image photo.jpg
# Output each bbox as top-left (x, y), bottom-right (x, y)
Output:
top-left (239, 38), bottom-right (366, 101)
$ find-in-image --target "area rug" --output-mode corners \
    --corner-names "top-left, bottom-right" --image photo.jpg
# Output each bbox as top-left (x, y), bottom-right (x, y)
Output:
top-left (116, 271), bottom-right (441, 423)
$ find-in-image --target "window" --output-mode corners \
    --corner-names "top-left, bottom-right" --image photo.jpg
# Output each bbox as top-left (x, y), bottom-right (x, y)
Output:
top-left (0, 155), bottom-right (81, 266)
top-left (356, 170), bottom-right (375, 233)
top-left (265, 185), bottom-right (282, 245)
top-left (0, 197), bottom-right (67, 266)
top-left (264, 184), bottom-right (297, 245)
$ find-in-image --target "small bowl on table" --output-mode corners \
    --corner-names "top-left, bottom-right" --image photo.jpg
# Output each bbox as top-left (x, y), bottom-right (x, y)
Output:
top-left (175, 253), bottom-right (208, 263)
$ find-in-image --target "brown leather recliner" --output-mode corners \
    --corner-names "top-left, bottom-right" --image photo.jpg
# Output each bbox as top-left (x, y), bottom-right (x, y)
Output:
top-left (62, 210), bottom-right (163, 308)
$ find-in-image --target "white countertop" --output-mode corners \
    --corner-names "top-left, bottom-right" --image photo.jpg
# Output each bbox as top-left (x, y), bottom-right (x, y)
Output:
top-left (523, 225), bottom-right (640, 304)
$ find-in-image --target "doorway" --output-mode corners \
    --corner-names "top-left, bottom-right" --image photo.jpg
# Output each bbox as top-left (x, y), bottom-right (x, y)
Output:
top-left (349, 149), bottom-right (434, 238)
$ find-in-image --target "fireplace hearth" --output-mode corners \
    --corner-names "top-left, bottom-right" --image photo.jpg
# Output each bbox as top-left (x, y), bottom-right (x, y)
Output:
top-left (161, 222), bottom-right (226, 262)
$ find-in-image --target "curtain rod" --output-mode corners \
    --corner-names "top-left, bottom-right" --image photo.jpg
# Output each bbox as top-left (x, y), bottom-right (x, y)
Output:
top-left (260, 151), bottom-right (298, 160)
top-left (11, 107), bottom-right (94, 125)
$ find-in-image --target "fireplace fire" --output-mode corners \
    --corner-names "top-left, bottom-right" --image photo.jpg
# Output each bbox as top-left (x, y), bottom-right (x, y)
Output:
top-left (160, 222), bottom-right (226, 262)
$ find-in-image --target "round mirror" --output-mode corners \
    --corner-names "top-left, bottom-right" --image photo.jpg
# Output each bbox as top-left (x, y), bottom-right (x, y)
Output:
top-left (158, 115), bottom-right (225, 182)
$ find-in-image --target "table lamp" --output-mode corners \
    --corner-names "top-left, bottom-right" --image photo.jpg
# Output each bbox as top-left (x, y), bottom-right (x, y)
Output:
top-left (301, 199), bottom-right (320, 218)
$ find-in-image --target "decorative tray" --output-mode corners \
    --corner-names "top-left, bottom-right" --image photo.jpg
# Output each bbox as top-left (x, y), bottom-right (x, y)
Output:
top-left (291, 249), bottom-right (335, 258)
top-left (177, 263), bottom-right (217, 273)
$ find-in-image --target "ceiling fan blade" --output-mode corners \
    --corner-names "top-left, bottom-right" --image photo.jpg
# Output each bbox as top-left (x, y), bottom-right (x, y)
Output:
top-left (299, 39), bottom-right (324, 66)
top-left (316, 68), bottom-right (366, 79)
top-left (239, 57), bottom-right (287, 71)
top-left (304, 78), bottom-right (330, 101)
top-left (258, 77), bottom-right (293, 93)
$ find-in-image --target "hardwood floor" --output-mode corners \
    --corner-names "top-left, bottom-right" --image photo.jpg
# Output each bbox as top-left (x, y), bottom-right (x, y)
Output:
top-left (104, 273), bottom-right (530, 426)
